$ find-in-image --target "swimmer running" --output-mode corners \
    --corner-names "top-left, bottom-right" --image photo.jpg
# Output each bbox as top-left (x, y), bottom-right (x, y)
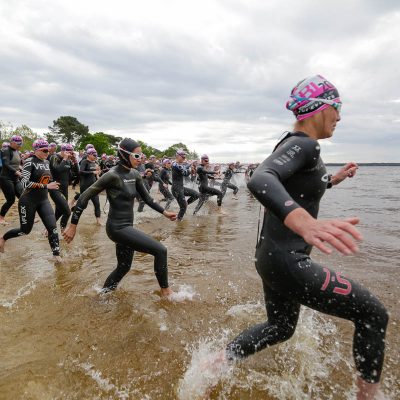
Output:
top-left (63, 138), bottom-right (177, 297)
top-left (205, 75), bottom-right (388, 400)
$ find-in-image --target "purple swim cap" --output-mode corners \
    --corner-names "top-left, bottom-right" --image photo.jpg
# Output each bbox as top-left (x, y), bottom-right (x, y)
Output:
top-left (201, 154), bottom-right (209, 160)
top-left (61, 143), bottom-right (74, 151)
top-left (85, 143), bottom-right (94, 150)
top-left (33, 138), bottom-right (49, 150)
top-left (49, 142), bottom-right (57, 148)
top-left (286, 75), bottom-right (341, 121)
top-left (2, 141), bottom-right (10, 149)
top-left (86, 148), bottom-right (98, 157)
top-left (10, 135), bottom-right (23, 145)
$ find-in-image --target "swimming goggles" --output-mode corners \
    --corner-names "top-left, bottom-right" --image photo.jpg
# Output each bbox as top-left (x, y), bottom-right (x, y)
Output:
top-left (291, 96), bottom-right (342, 113)
top-left (118, 146), bottom-right (142, 159)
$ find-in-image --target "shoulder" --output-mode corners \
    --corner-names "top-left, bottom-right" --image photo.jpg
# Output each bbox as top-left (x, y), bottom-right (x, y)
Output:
top-left (278, 134), bottom-right (320, 158)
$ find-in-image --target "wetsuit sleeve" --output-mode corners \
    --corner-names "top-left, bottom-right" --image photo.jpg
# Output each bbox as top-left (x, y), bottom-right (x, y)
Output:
top-left (79, 159), bottom-right (93, 175)
top-left (247, 136), bottom-right (320, 221)
top-left (1, 148), bottom-right (18, 175)
top-left (20, 158), bottom-right (46, 189)
top-left (136, 175), bottom-right (165, 214)
top-left (51, 155), bottom-right (68, 174)
top-left (71, 172), bottom-right (115, 224)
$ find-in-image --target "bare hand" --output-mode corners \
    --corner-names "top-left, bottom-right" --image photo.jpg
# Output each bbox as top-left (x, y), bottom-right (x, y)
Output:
top-left (47, 181), bottom-right (60, 190)
top-left (15, 171), bottom-right (22, 177)
top-left (332, 162), bottom-right (358, 185)
top-left (62, 224), bottom-right (77, 244)
top-left (284, 208), bottom-right (362, 255)
top-left (163, 211), bottom-right (177, 221)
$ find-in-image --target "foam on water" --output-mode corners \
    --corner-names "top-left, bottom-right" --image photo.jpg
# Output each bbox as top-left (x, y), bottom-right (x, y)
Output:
top-left (178, 333), bottom-right (233, 400)
top-left (226, 301), bottom-right (264, 317)
top-left (77, 362), bottom-right (131, 400)
top-left (0, 279), bottom-right (37, 309)
top-left (167, 284), bottom-right (197, 302)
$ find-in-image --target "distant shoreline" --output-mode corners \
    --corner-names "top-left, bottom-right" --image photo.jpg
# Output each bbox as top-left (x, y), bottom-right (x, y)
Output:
top-left (325, 163), bottom-right (400, 166)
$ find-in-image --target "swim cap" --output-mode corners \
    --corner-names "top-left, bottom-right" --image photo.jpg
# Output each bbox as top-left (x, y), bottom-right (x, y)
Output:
top-left (163, 158), bottom-right (171, 165)
top-left (33, 138), bottom-right (49, 150)
top-left (49, 142), bottom-right (57, 148)
top-left (61, 143), bottom-right (74, 151)
top-left (86, 148), bottom-right (98, 157)
top-left (176, 150), bottom-right (186, 157)
top-left (201, 154), bottom-right (209, 160)
top-left (10, 135), bottom-right (23, 145)
top-left (117, 138), bottom-right (140, 168)
top-left (286, 75), bottom-right (341, 121)
top-left (2, 141), bottom-right (10, 149)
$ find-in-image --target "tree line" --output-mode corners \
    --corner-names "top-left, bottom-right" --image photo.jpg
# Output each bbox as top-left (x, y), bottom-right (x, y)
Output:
top-left (0, 117), bottom-right (198, 159)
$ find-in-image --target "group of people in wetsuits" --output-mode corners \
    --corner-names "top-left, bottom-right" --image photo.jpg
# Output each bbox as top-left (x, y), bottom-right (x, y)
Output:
top-left (0, 74), bottom-right (388, 399)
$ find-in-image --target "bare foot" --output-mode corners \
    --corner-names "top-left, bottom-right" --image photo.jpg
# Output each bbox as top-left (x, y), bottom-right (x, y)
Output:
top-left (356, 377), bottom-right (381, 400)
top-left (43, 229), bottom-right (48, 237)
top-left (216, 207), bottom-right (227, 215)
top-left (160, 287), bottom-right (174, 298)
top-left (0, 237), bottom-right (5, 253)
top-left (0, 217), bottom-right (9, 225)
top-left (53, 255), bottom-right (63, 263)
top-left (96, 218), bottom-right (103, 226)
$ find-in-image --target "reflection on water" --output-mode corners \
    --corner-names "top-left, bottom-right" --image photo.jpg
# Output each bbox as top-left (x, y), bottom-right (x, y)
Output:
top-left (0, 168), bottom-right (399, 399)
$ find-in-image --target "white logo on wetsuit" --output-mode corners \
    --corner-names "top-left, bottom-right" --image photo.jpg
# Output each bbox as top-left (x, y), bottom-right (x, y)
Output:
top-left (123, 179), bottom-right (136, 183)
top-left (321, 173), bottom-right (329, 182)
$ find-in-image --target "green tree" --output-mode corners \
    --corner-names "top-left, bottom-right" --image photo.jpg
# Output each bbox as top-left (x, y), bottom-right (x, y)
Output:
top-left (79, 132), bottom-right (117, 155)
top-left (14, 124), bottom-right (37, 139)
top-left (48, 116), bottom-right (89, 145)
top-left (163, 142), bottom-right (198, 159)
top-left (137, 140), bottom-right (162, 158)
top-left (0, 120), bottom-right (14, 141)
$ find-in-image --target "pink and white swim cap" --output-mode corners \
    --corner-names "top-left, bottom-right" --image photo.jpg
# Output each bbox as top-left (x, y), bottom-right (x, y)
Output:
top-left (33, 138), bottom-right (49, 150)
top-left (286, 75), bottom-right (341, 120)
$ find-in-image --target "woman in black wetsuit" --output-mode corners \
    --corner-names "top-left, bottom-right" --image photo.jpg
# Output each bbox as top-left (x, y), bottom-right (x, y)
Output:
top-left (0, 135), bottom-right (24, 225)
top-left (0, 139), bottom-right (61, 261)
top-left (63, 138), bottom-right (177, 297)
top-left (208, 75), bottom-right (388, 400)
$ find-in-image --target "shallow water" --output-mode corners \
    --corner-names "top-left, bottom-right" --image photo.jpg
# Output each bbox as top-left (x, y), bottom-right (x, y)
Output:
top-left (0, 166), bottom-right (399, 399)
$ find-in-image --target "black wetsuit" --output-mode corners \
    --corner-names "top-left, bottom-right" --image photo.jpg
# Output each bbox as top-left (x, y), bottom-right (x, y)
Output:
top-left (137, 175), bottom-right (153, 213)
top-left (71, 163), bottom-right (168, 290)
top-left (76, 158), bottom-right (101, 218)
top-left (2, 156), bottom-right (60, 255)
top-left (159, 167), bottom-right (174, 210)
top-left (221, 168), bottom-right (239, 197)
top-left (0, 146), bottom-right (23, 218)
top-left (49, 153), bottom-right (74, 228)
top-left (193, 164), bottom-right (223, 214)
top-left (171, 161), bottom-right (199, 220)
top-left (226, 132), bottom-right (388, 384)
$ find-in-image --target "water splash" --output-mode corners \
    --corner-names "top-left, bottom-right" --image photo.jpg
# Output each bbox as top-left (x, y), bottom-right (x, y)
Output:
top-left (0, 279), bottom-right (37, 309)
top-left (77, 362), bottom-right (131, 400)
top-left (178, 335), bottom-right (233, 400)
top-left (167, 284), bottom-right (197, 302)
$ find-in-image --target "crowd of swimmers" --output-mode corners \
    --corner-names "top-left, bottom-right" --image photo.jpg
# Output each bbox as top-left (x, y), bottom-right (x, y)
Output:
top-left (0, 74), bottom-right (389, 399)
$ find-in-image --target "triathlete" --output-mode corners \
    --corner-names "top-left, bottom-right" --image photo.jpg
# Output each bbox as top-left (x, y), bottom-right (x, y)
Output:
top-left (62, 138), bottom-right (177, 296)
top-left (193, 154), bottom-right (223, 215)
top-left (49, 143), bottom-right (77, 230)
top-left (221, 162), bottom-right (239, 200)
top-left (0, 139), bottom-right (61, 261)
top-left (158, 159), bottom-right (175, 210)
top-left (209, 75), bottom-right (388, 400)
top-left (0, 135), bottom-right (23, 225)
top-left (76, 147), bottom-right (101, 225)
top-left (171, 150), bottom-right (199, 221)
top-left (0, 142), bottom-right (10, 175)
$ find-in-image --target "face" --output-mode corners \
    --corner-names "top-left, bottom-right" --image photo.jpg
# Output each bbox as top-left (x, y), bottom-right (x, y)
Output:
top-left (202, 158), bottom-right (209, 165)
top-left (11, 141), bottom-right (22, 150)
top-left (320, 106), bottom-right (341, 138)
top-left (129, 147), bottom-right (142, 168)
top-left (35, 148), bottom-right (49, 160)
top-left (165, 162), bottom-right (171, 168)
top-left (176, 154), bottom-right (186, 163)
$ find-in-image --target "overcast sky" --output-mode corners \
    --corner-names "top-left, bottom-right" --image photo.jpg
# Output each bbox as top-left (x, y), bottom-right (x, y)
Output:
top-left (1, 0), bottom-right (399, 162)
